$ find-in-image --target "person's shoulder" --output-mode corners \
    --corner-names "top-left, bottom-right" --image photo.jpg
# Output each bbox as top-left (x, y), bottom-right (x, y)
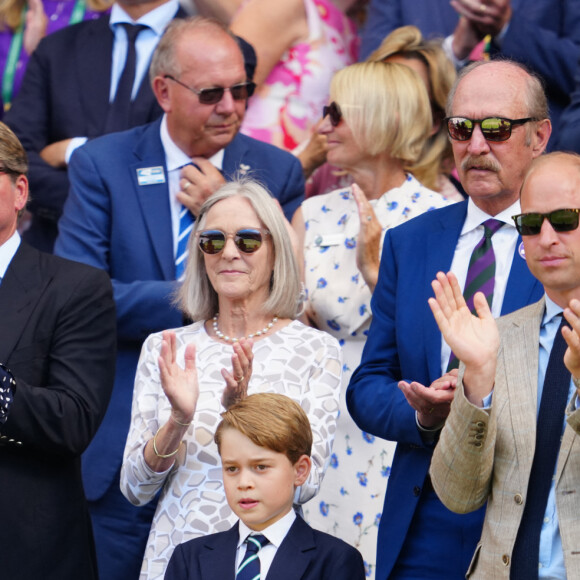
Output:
top-left (389, 198), bottom-right (467, 239)
top-left (302, 186), bottom-right (352, 213)
top-left (21, 244), bottom-right (107, 282)
top-left (307, 526), bottom-right (365, 570)
top-left (75, 120), bottom-right (159, 161)
top-left (36, 13), bottom-right (109, 50)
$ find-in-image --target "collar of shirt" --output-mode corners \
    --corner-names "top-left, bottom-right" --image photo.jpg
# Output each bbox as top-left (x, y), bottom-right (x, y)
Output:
top-left (0, 231), bottom-right (20, 279)
top-left (542, 294), bottom-right (564, 329)
top-left (237, 509), bottom-right (296, 551)
top-left (160, 114), bottom-right (224, 172)
top-left (461, 196), bottom-right (521, 235)
top-left (109, 0), bottom-right (178, 33)
top-left (108, 0), bottom-right (179, 101)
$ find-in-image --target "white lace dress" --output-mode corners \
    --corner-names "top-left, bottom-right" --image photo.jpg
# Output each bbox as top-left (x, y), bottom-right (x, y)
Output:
top-left (120, 320), bottom-right (342, 580)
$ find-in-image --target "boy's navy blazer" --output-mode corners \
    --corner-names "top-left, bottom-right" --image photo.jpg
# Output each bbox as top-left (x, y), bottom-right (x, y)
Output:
top-left (165, 516), bottom-right (366, 580)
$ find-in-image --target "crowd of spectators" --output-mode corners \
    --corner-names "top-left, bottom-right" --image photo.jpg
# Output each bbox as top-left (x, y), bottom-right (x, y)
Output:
top-left (1, 1), bottom-right (580, 579)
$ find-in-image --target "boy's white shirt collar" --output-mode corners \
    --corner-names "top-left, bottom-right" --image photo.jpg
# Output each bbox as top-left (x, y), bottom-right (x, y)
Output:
top-left (237, 509), bottom-right (296, 549)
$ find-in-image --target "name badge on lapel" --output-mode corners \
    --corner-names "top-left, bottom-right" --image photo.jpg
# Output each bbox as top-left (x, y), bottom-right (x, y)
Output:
top-left (137, 167), bottom-right (166, 186)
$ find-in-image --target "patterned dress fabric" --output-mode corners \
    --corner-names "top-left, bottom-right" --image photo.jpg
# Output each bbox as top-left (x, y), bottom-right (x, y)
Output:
top-left (301, 175), bottom-right (455, 578)
top-left (240, 0), bottom-right (358, 151)
top-left (121, 320), bottom-right (342, 580)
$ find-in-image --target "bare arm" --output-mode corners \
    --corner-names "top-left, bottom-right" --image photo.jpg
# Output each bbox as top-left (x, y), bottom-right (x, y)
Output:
top-left (230, 0), bottom-right (309, 85)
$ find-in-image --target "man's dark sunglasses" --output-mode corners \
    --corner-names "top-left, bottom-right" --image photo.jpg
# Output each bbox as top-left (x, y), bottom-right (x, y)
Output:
top-left (512, 209), bottom-right (580, 236)
top-left (322, 101), bottom-right (342, 127)
top-left (446, 116), bottom-right (538, 142)
top-left (164, 75), bottom-right (256, 105)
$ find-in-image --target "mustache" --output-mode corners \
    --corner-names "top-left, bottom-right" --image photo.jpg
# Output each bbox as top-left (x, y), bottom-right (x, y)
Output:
top-left (461, 156), bottom-right (501, 173)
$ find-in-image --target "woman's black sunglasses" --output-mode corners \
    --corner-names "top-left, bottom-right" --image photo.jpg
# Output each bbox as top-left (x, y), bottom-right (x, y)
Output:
top-left (322, 101), bottom-right (342, 127)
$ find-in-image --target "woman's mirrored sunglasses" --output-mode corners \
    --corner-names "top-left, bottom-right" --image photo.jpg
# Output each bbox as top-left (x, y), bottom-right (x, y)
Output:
top-left (512, 209), bottom-right (580, 236)
top-left (197, 228), bottom-right (270, 254)
top-left (322, 101), bottom-right (342, 127)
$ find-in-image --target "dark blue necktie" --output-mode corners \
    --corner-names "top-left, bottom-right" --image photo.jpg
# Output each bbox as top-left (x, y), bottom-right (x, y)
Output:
top-left (104, 23), bottom-right (147, 133)
top-left (236, 534), bottom-right (269, 580)
top-left (510, 315), bottom-right (570, 579)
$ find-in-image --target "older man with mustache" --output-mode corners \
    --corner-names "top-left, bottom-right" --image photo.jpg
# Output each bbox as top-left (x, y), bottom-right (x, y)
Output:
top-left (346, 60), bottom-right (551, 580)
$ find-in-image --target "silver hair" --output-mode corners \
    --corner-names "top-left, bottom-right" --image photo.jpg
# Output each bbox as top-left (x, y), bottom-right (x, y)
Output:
top-left (178, 178), bottom-right (302, 321)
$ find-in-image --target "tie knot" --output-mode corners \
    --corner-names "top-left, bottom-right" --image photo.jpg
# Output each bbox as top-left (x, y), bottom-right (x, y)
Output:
top-left (120, 22), bottom-right (148, 43)
top-left (482, 218), bottom-right (503, 238)
top-left (244, 534), bottom-right (269, 554)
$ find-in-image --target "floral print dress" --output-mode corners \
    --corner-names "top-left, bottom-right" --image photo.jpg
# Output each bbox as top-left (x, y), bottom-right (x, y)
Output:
top-left (302, 175), bottom-right (455, 578)
top-left (240, 0), bottom-right (358, 151)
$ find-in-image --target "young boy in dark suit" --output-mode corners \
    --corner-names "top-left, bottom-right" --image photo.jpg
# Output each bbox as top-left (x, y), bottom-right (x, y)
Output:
top-left (165, 393), bottom-right (365, 579)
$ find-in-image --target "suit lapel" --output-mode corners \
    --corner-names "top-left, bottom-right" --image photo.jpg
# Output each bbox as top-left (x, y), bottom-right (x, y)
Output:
top-left (199, 524), bottom-right (239, 580)
top-left (425, 201), bottom-right (468, 380)
top-left (75, 15), bottom-right (114, 135)
top-left (0, 244), bottom-right (48, 362)
top-left (502, 300), bottom-right (544, 484)
top-left (222, 133), bottom-right (250, 180)
top-left (266, 517), bottom-right (315, 580)
top-left (131, 120), bottom-right (174, 280)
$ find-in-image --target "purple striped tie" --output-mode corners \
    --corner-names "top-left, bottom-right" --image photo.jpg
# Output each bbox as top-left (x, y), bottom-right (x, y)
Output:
top-left (448, 218), bottom-right (503, 371)
top-left (463, 218), bottom-right (504, 313)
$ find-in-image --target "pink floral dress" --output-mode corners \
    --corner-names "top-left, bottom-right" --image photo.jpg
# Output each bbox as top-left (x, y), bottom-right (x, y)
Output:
top-left (240, 0), bottom-right (358, 151)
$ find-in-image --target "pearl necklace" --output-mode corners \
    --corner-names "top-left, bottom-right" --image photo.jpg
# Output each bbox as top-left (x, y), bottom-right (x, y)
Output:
top-left (212, 314), bottom-right (278, 343)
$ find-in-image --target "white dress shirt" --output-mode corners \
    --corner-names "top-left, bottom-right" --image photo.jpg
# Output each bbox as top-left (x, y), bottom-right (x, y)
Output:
top-left (0, 231), bottom-right (20, 280)
top-left (236, 510), bottom-right (297, 579)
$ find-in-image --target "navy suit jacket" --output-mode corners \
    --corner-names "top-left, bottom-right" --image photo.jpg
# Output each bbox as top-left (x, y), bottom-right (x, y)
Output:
top-left (359, 0), bottom-right (580, 149)
top-left (4, 8), bottom-right (185, 251)
top-left (54, 118), bottom-right (304, 500)
top-left (165, 516), bottom-right (366, 580)
top-left (346, 201), bottom-right (544, 580)
top-left (0, 242), bottom-right (116, 579)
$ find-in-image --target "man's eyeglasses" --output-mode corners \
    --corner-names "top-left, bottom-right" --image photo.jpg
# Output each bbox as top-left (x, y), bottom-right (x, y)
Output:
top-left (512, 209), bottom-right (580, 236)
top-left (164, 75), bottom-right (256, 105)
top-left (197, 228), bottom-right (270, 255)
top-left (322, 101), bottom-right (342, 127)
top-left (446, 116), bottom-right (538, 142)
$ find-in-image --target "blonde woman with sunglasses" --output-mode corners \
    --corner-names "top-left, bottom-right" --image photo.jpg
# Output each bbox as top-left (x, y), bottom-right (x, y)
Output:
top-left (293, 61), bottom-right (456, 577)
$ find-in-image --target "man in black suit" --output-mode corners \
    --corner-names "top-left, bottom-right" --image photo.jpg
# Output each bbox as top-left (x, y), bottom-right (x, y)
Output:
top-left (4, 0), bottom-right (186, 252)
top-left (0, 122), bottom-right (116, 580)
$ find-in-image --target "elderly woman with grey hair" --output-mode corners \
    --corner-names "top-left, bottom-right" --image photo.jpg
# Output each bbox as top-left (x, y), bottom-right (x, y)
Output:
top-left (120, 179), bottom-right (341, 580)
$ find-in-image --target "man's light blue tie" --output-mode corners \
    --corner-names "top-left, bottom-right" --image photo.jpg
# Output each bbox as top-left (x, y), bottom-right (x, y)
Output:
top-left (175, 204), bottom-right (194, 280)
top-left (236, 534), bottom-right (269, 580)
